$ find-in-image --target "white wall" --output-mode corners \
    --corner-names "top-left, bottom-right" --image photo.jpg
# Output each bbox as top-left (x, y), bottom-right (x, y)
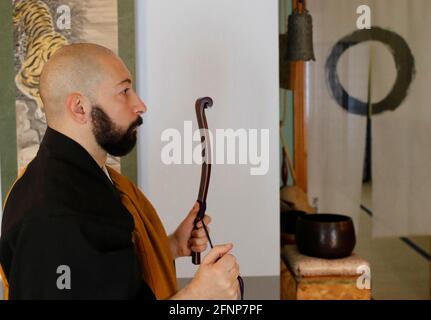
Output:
top-left (135, 0), bottom-right (279, 279)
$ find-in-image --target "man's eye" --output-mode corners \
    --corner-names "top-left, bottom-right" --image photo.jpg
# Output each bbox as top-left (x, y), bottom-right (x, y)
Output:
top-left (122, 88), bottom-right (130, 95)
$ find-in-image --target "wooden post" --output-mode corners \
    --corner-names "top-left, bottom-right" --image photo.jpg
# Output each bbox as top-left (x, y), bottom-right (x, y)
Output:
top-left (289, 0), bottom-right (308, 192)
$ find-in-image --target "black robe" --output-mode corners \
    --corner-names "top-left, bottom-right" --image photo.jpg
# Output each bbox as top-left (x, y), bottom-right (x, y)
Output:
top-left (0, 127), bottom-right (156, 300)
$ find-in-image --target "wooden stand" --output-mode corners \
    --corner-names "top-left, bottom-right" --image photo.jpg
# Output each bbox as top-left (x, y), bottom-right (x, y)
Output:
top-left (281, 245), bottom-right (371, 300)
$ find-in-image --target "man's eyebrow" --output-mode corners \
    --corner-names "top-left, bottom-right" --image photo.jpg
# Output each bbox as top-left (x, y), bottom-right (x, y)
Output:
top-left (116, 78), bottom-right (132, 86)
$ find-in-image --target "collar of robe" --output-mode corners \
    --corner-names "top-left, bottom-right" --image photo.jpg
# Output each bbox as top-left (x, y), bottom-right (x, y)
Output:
top-left (41, 126), bottom-right (117, 195)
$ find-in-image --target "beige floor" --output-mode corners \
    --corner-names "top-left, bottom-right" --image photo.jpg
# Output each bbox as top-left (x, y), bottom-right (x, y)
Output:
top-left (356, 183), bottom-right (430, 300)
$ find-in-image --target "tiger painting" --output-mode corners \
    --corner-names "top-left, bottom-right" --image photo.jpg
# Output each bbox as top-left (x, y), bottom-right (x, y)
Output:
top-left (13, 0), bottom-right (69, 120)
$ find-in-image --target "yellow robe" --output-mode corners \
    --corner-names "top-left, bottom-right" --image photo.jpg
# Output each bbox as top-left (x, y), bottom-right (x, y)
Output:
top-left (107, 166), bottom-right (177, 299)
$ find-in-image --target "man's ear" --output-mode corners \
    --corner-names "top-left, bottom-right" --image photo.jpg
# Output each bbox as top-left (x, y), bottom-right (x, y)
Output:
top-left (66, 93), bottom-right (90, 124)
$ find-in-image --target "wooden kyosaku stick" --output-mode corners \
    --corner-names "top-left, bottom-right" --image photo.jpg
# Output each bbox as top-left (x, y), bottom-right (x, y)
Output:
top-left (192, 97), bottom-right (213, 265)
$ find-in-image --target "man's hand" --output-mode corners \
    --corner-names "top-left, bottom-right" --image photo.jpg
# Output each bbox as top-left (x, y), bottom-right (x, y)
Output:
top-left (169, 202), bottom-right (212, 259)
top-left (170, 244), bottom-right (241, 300)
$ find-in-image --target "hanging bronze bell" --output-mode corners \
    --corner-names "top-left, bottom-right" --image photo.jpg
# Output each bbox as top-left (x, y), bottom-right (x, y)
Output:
top-left (286, 9), bottom-right (315, 61)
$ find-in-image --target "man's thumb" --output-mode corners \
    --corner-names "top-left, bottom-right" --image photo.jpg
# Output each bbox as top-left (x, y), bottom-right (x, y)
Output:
top-left (202, 243), bottom-right (233, 265)
top-left (187, 202), bottom-right (200, 219)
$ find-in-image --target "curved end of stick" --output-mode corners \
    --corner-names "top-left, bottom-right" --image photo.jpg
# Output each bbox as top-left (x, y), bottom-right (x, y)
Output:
top-left (195, 97), bottom-right (213, 111)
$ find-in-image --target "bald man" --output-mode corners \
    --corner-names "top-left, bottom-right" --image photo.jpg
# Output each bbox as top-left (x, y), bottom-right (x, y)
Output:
top-left (0, 43), bottom-right (240, 300)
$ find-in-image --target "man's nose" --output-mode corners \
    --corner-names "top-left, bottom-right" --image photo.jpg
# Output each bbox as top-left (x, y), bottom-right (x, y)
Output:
top-left (133, 92), bottom-right (147, 114)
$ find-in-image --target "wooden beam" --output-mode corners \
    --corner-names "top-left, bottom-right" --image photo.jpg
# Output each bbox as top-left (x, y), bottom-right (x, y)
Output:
top-left (292, 61), bottom-right (307, 192)
top-left (289, 0), bottom-right (308, 192)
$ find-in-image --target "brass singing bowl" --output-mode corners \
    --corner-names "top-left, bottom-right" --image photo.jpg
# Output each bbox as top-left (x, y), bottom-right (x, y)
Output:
top-left (295, 214), bottom-right (356, 259)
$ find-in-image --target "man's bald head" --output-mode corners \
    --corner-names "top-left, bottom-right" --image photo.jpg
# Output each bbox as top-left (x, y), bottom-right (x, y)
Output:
top-left (39, 43), bottom-right (117, 122)
top-left (38, 42), bottom-right (145, 164)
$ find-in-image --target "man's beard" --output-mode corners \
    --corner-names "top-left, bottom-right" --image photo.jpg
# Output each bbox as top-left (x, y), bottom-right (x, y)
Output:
top-left (91, 105), bottom-right (143, 157)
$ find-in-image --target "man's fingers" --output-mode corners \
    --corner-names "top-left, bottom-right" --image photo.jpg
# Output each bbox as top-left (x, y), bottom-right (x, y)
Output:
top-left (188, 237), bottom-right (207, 247)
top-left (217, 253), bottom-right (237, 271)
top-left (203, 215), bottom-right (212, 225)
top-left (196, 215), bottom-right (211, 228)
top-left (228, 262), bottom-right (240, 274)
top-left (191, 227), bottom-right (209, 239)
top-left (190, 244), bottom-right (208, 253)
top-left (202, 243), bottom-right (233, 265)
top-left (228, 263), bottom-right (240, 281)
